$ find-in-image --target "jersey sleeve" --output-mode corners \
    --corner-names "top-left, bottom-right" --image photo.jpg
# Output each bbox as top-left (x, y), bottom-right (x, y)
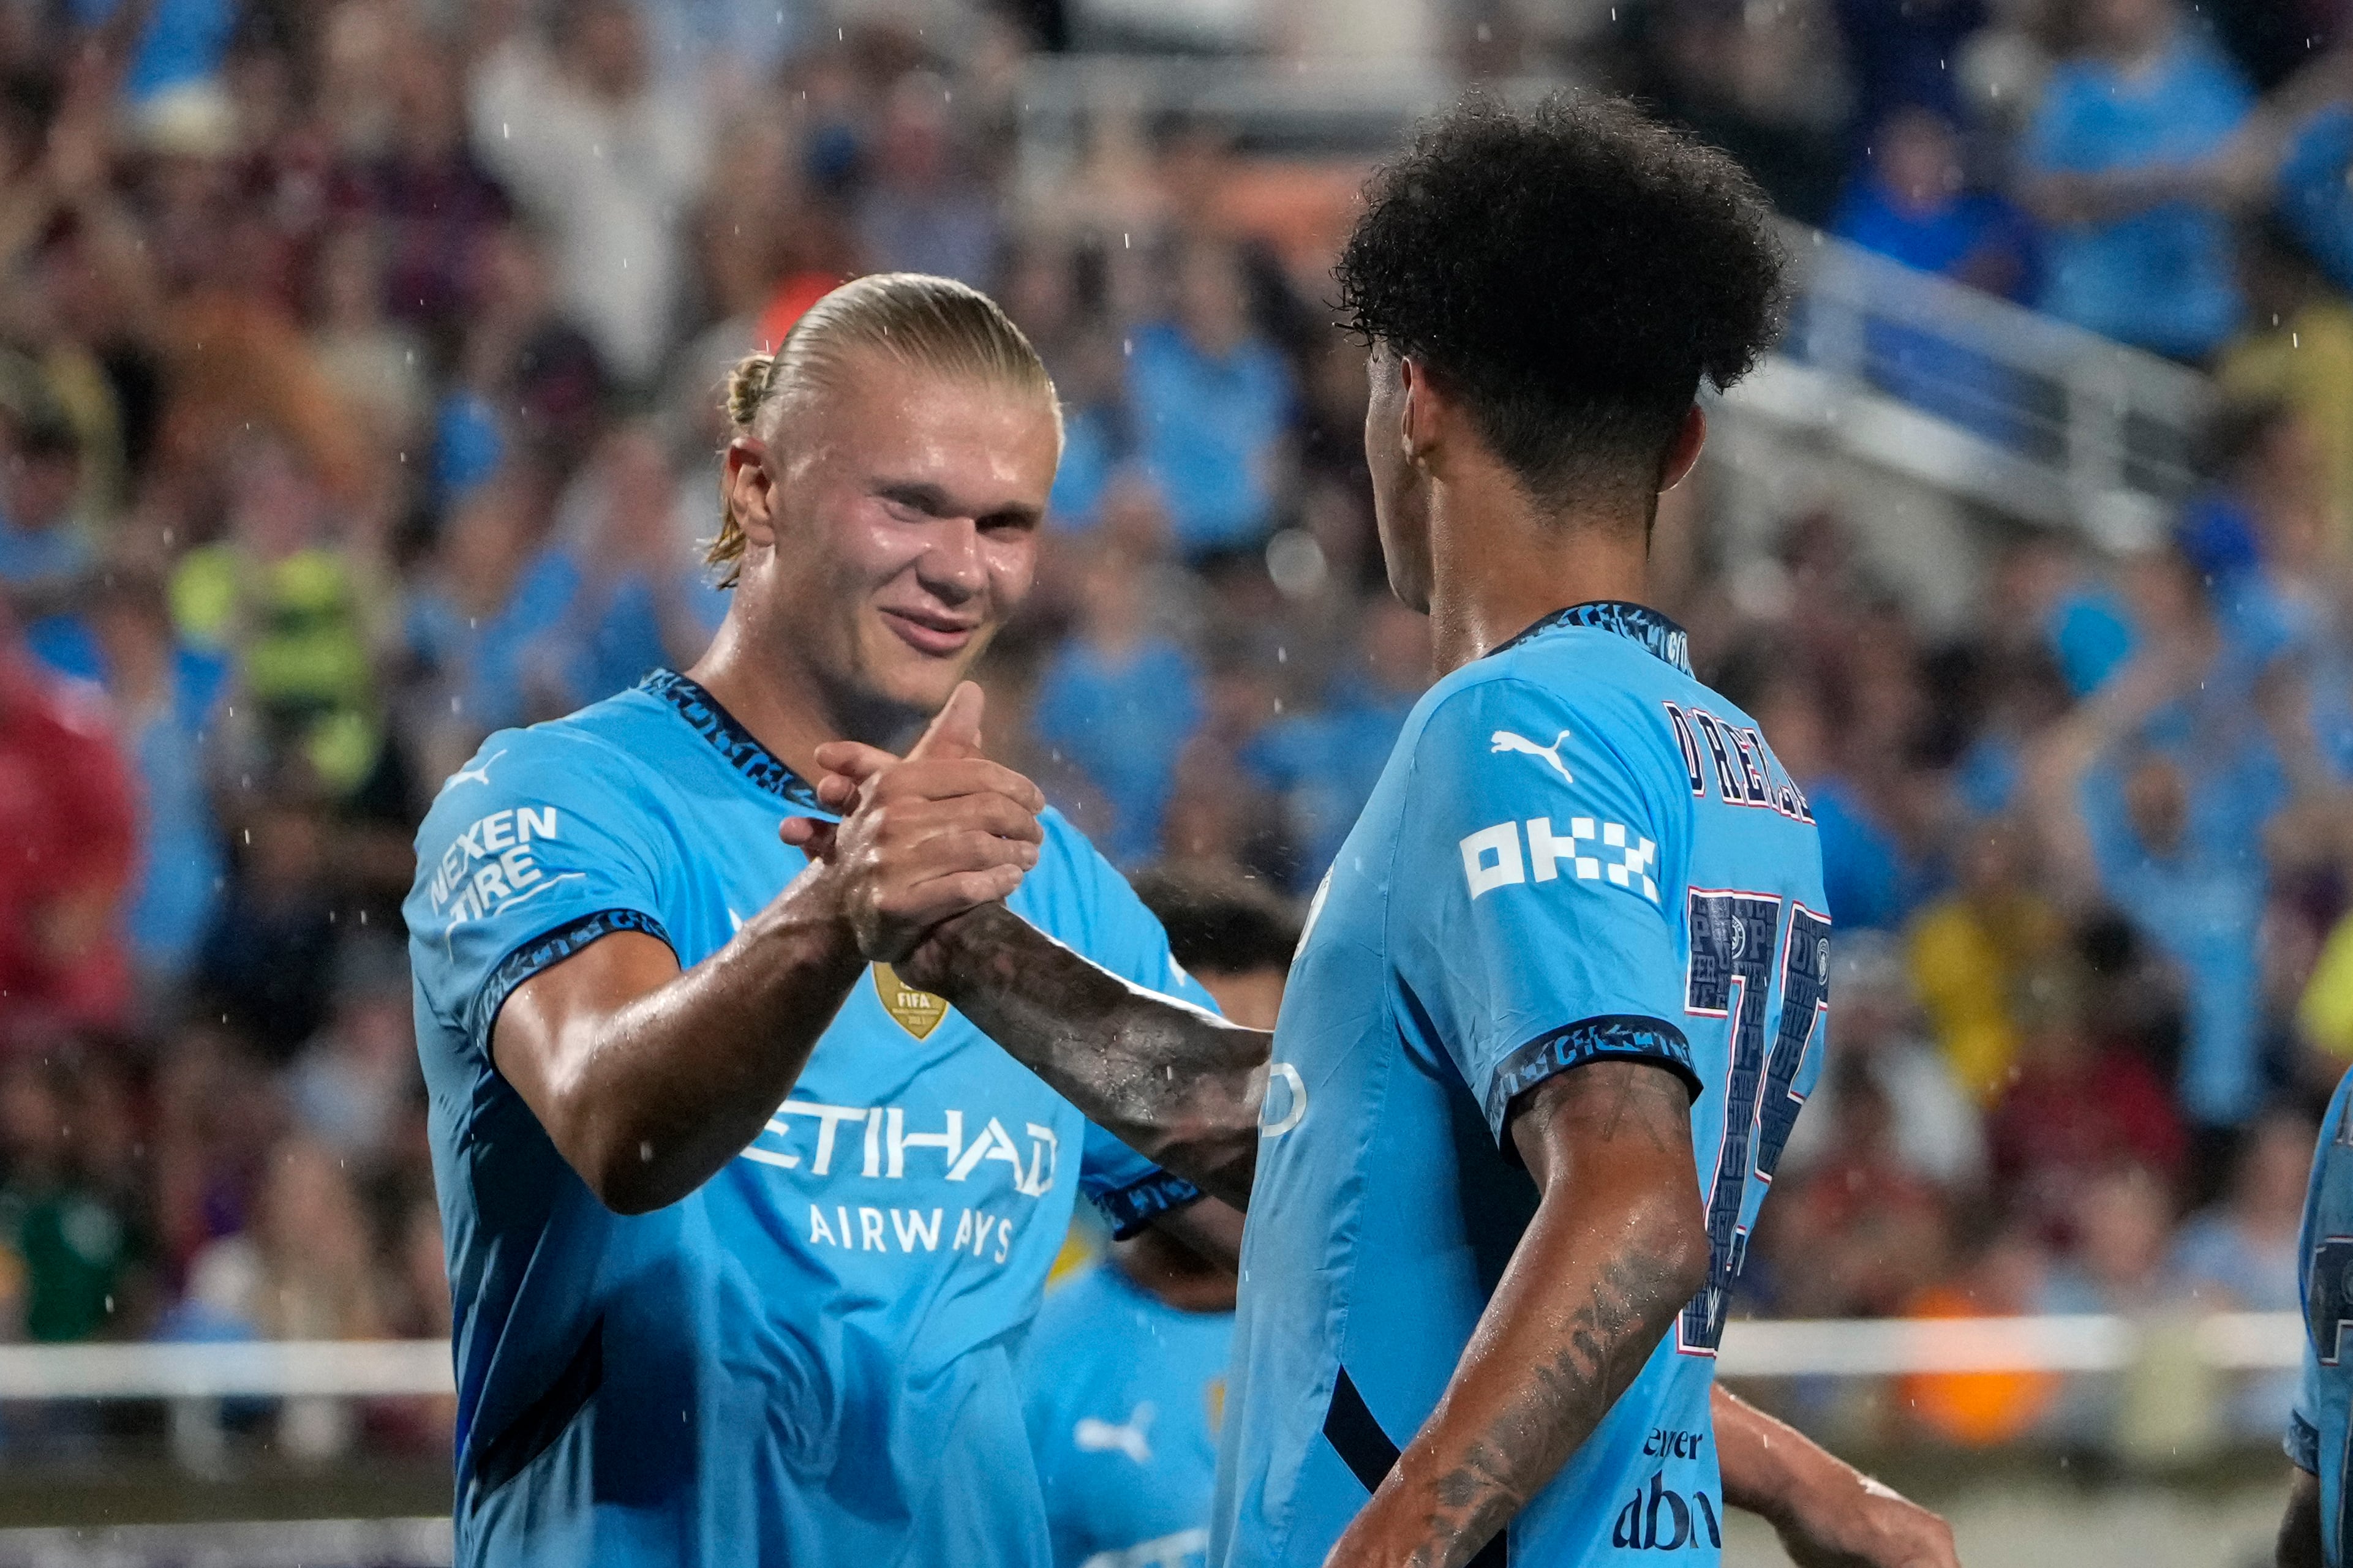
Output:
top-left (404, 729), bottom-right (676, 1062)
top-left (1031, 815), bottom-right (1221, 1237)
top-left (1394, 678), bottom-right (1700, 1150)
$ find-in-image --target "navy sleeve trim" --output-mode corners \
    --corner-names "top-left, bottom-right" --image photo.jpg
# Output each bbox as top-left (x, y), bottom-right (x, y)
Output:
top-left (1485, 1014), bottom-right (1702, 1147)
top-left (1094, 1169), bottom-right (1206, 1240)
top-left (470, 909), bottom-right (676, 1059)
top-left (2289, 1409), bottom-right (2322, 1473)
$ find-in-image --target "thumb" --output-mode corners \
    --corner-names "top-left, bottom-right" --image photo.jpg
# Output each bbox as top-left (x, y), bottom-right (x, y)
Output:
top-left (779, 815), bottom-right (838, 860)
top-left (908, 681), bottom-right (985, 762)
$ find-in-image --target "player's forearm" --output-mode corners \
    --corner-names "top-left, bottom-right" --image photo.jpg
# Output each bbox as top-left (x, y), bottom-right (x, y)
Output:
top-left (1714, 1385), bottom-right (1961, 1568)
top-left (1716, 1383), bottom-right (1853, 1527)
top-left (2281, 1466), bottom-right (2325, 1568)
top-left (898, 904), bottom-right (1268, 1207)
top-left (509, 869), bottom-right (868, 1214)
top-left (1335, 1066), bottom-right (1708, 1568)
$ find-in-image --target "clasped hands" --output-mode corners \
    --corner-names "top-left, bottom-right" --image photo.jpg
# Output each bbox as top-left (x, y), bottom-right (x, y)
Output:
top-left (779, 681), bottom-right (1047, 978)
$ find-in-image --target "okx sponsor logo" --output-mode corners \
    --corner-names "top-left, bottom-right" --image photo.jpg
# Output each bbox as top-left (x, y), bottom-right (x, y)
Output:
top-left (1610, 1472), bottom-right (1722, 1553)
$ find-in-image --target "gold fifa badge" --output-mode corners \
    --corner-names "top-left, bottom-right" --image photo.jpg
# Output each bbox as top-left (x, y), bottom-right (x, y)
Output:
top-left (874, 964), bottom-right (949, 1039)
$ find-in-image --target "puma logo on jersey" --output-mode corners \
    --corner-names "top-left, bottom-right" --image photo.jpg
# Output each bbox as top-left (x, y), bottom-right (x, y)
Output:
top-left (1490, 729), bottom-right (1575, 783)
top-left (446, 749), bottom-right (506, 789)
top-left (1075, 1403), bottom-right (1156, 1463)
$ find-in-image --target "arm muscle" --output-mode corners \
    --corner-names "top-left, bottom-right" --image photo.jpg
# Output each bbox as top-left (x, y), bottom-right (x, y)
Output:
top-left (492, 869), bottom-right (867, 1214)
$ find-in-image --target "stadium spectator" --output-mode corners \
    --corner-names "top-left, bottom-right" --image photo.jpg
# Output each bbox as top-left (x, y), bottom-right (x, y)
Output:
top-left (2219, 225), bottom-right (2353, 544)
top-left (1907, 816), bottom-right (2065, 1101)
top-left (85, 568), bottom-right (228, 992)
top-left (1241, 593), bottom-right (1429, 891)
top-left (1834, 110), bottom-right (2036, 301)
top-left (1986, 962), bottom-right (2187, 1237)
top-left (1126, 237), bottom-right (1297, 560)
top-left (2031, 550), bottom-right (2288, 1131)
top-left (149, 1022), bottom-right (282, 1281)
top-left (0, 401), bottom-right (94, 615)
top-left (172, 436), bottom-right (385, 800)
top-left (856, 74), bottom-right (1002, 288)
top-left (176, 1136), bottom-right (386, 1459)
top-left (1753, 670), bottom-right (1935, 931)
top-left (196, 780), bottom-right (341, 1063)
top-left (465, 0), bottom-right (708, 389)
top-left (1829, 107), bottom-right (2038, 440)
top-left (1031, 538), bottom-right (1207, 866)
top-left (0, 617), bottom-right (136, 1035)
top-left (287, 939), bottom-right (419, 1166)
top-left (1764, 1057), bottom-right (1956, 1318)
top-left (463, 0), bottom-right (706, 390)
top-left (2016, 0), bottom-right (2252, 360)
top-left (1785, 931), bottom-right (1985, 1187)
top-left (2169, 1106), bottom-right (2313, 1441)
top-left (0, 1054), bottom-right (149, 1345)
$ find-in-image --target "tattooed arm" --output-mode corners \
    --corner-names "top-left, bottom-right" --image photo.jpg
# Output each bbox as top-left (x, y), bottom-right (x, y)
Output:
top-left (1324, 1060), bottom-right (1710, 1568)
top-left (895, 904), bottom-right (1270, 1209)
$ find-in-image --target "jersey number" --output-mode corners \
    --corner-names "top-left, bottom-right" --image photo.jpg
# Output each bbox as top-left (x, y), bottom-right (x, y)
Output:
top-left (1679, 893), bottom-right (1830, 1352)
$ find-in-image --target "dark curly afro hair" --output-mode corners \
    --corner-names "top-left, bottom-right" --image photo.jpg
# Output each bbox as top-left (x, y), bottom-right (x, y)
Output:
top-left (1336, 91), bottom-right (1787, 509)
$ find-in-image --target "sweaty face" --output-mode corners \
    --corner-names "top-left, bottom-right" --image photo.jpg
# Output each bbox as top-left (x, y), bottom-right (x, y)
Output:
top-left (1363, 344), bottom-right (1434, 612)
top-left (747, 349), bottom-right (1057, 722)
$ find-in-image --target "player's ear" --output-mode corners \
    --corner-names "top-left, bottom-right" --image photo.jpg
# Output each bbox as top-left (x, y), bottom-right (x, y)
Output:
top-left (725, 437), bottom-right (780, 549)
top-left (1658, 405), bottom-right (1706, 493)
top-left (1398, 355), bottom-right (1436, 471)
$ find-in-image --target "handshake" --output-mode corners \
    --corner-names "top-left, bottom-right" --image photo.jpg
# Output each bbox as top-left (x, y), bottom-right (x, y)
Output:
top-left (778, 681), bottom-right (1048, 988)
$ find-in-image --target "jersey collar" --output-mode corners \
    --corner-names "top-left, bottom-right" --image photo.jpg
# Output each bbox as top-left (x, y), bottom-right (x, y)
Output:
top-left (638, 669), bottom-right (827, 812)
top-left (1490, 601), bottom-right (1693, 675)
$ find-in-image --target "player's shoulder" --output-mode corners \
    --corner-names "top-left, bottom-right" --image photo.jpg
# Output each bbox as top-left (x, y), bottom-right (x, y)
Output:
top-left (411, 688), bottom-right (679, 858)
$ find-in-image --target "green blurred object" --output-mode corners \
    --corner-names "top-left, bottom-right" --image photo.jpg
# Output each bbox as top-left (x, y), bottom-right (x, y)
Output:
top-left (171, 545), bottom-right (383, 795)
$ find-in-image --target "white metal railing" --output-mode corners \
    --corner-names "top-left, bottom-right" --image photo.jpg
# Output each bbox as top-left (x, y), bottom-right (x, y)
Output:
top-left (1727, 222), bottom-right (2216, 543)
top-left (0, 1315), bottom-right (2298, 1400)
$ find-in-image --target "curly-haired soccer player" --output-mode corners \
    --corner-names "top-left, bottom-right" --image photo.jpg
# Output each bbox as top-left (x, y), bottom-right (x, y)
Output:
top-left (815, 96), bottom-right (1960, 1567)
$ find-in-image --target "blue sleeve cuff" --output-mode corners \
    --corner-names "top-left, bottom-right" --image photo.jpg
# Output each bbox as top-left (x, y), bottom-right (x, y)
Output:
top-left (2289, 1409), bottom-right (2322, 1474)
top-left (472, 908), bottom-right (675, 1058)
top-left (1485, 1014), bottom-right (1701, 1147)
top-left (1093, 1170), bottom-right (1205, 1240)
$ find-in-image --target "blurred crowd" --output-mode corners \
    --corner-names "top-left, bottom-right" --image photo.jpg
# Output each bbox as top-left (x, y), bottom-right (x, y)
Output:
top-left (2, 0), bottom-right (2353, 1469)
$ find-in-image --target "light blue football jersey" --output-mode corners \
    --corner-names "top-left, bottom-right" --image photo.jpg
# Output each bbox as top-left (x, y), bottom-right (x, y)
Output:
top-left (2292, 1066), bottom-right (2353, 1566)
top-left (404, 670), bottom-right (1208, 1567)
top-left (1021, 1262), bottom-right (1232, 1568)
top-left (1213, 603), bottom-right (1829, 1567)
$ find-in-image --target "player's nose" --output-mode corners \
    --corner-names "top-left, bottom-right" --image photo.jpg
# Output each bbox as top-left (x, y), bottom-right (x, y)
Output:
top-left (914, 515), bottom-right (987, 604)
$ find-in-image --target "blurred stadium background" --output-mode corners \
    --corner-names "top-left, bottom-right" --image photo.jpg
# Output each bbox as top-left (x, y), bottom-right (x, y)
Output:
top-left (0, 0), bottom-right (2349, 1561)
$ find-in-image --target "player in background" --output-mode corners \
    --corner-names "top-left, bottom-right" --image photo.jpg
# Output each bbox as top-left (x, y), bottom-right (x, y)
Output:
top-left (402, 274), bottom-right (1237, 1566)
top-left (1021, 871), bottom-right (1297, 1568)
top-left (812, 97), bottom-right (1959, 1567)
top-left (2281, 1068), bottom-right (2353, 1567)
